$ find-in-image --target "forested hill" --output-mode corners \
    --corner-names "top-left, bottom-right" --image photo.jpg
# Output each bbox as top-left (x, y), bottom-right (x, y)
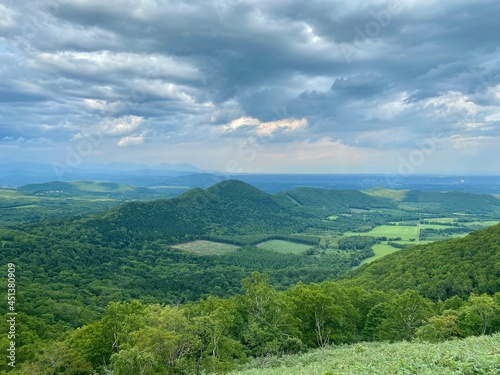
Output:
top-left (17, 180), bottom-right (157, 197)
top-left (80, 180), bottom-right (312, 243)
top-left (276, 187), bottom-right (396, 212)
top-left (366, 188), bottom-right (500, 214)
top-left (341, 223), bottom-right (500, 300)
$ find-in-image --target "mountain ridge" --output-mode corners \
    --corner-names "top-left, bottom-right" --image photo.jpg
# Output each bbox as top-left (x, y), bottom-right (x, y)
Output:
top-left (83, 180), bottom-right (308, 243)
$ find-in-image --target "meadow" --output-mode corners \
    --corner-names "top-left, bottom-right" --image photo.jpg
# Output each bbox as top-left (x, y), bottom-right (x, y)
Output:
top-left (171, 240), bottom-right (240, 255)
top-left (257, 239), bottom-right (313, 254)
top-left (358, 243), bottom-right (400, 266)
top-left (464, 220), bottom-right (500, 227)
top-left (230, 334), bottom-right (500, 375)
top-left (423, 217), bottom-right (458, 223)
top-left (419, 224), bottom-right (459, 231)
top-left (344, 225), bottom-right (419, 241)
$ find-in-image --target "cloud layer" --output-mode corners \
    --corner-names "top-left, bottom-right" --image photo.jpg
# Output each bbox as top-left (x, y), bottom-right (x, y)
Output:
top-left (1, 0), bottom-right (499, 173)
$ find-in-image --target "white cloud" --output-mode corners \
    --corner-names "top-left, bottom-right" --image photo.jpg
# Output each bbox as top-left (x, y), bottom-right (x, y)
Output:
top-left (2, 0), bottom-right (500, 173)
top-left (117, 134), bottom-right (145, 146)
top-left (449, 134), bottom-right (487, 149)
top-left (423, 91), bottom-right (479, 120)
top-left (83, 99), bottom-right (123, 113)
top-left (0, 4), bottom-right (18, 28)
top-left (368, 92), bottom-right (411, 121)
top-left (100, 115), bottom-right (144, 135)
top-left (35, 51), bottom-right (201, 81)
top-left (223, 116), bottom-right (308, 136)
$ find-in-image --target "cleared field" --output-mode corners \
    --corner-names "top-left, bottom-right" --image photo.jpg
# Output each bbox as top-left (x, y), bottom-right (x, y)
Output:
top-left (257, 240), bottom-right (312, 254)
top-left (363, 187), bottom-right (409, 201)
top-left (149, 185), bottom-right (190, 189)
top-left (327, 215), bottom-right (338, 220)
top-left (172, 240), bottom-right (239, 255)
top-left (345, 225), bottom-right (419, 241)
top-left (359, 243), bottom-right (401, 266)
top-left (0, 189), bottom-right (19, 197)
top-left (420, 224), bottom-right (457, 230)
top-left (424, 217), bottom-right (457, 223)
top-left (397, 204), bottom-right (420, 211)
top-left (464, 220), bottom-right (499, 227)
top-left (391, 240), bottom-right (432, 246)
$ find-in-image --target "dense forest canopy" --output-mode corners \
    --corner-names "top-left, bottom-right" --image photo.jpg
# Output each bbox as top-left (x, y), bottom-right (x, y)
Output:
top-left (1, 180), bottom-right (500, 374)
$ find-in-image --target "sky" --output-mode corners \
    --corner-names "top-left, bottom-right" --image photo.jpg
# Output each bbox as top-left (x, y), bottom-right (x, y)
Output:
top-left (1, 0), bottom-right (500, 175)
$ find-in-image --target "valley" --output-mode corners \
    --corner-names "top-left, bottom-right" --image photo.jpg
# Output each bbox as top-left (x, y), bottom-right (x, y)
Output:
top-left (4, 1), bottom-right (499, 373)
top-left (1, 179), bottom-right (500, 374)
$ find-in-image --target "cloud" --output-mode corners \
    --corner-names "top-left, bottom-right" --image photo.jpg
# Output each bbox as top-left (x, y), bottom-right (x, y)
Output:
top-left (223, 116), bottom-right (308, 136)
top-left (1, 0), bottom-right (500, 173)
top-left (100, 115), bottom-right (144, 135)
top-left (117, 134), bottom-right (144, 147)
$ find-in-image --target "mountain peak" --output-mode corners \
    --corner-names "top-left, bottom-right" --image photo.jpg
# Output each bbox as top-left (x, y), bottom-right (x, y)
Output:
top-left (206, 179), bottom-right (276, 200)
top-left (208, 179), bottom-right (260, 191)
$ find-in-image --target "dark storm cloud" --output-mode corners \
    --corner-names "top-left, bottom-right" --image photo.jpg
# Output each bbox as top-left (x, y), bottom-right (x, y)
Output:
top-left (1, 0), bottom-right (499, 170)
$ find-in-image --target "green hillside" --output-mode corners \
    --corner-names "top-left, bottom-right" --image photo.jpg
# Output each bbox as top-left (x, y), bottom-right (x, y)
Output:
top-left (277, 187), bottom-right (396, 213)
top-left (363, 187), bottom-right (410, 201)
top-left (2, 181), bottom-right (500, 375)
top-left (17, 180), bottom-right (157, 197)
top-left (0, 180), bottom-right (372, 339)
top-left (0, 181), bottom-right (177, 225)
top-left (363, 188), bottom-right (500, 214)
top-left (398, 189), bottom-right (500, 214)
top-left (341, 223), bottom-right (500, 300)
top-left (83, 180), bottom-right (312, 244)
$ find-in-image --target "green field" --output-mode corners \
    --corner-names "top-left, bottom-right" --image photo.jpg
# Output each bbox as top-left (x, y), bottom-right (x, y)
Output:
top-left (171, 240), bottom-right (240, 255)
top-left (229, 334), bottom-right (500, 375)
top-left (464, 220), bottom-right (500, 227)
top-left (363, 187), bottom-right (410, 201)
top-left (424, 217), bottom-right (458, 223)
top-left (344, 225), bottom-right (419, 241)
top-left (257, 240), bottom-right (312, 254)
top-left (358, 243), bottom-right (401, 266)
top-left (420, 224), bottom-right (457, 230)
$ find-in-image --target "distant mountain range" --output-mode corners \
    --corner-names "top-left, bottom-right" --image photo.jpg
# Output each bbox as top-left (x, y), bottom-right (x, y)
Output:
top-left (1, 161), bottom-right (500, 195)
top-left (0, 161), bottom-right (206, 186)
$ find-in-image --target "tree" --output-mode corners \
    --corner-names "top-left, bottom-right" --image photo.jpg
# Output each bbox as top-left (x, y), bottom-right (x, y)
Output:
top-left (239, 272), bottom-right (302, 357)
top-left (286, 282), bottom-right (358, 347)
top-left (378, 290), bottom-right (435, 341)
top-left (459, 294), bottom-right (500, 336)
top-left (187, 297), bottom-right (246, 374)
top-left (68, 300), bottom-right (147, 372)
top-left (363, 302), bottom-right (389, 341)
top-left (110, 347), bottom-right (157, 375)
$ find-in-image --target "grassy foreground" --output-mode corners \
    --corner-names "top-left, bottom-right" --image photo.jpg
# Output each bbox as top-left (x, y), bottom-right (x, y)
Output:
top-left (229, 334), bottom-right (500, 375)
